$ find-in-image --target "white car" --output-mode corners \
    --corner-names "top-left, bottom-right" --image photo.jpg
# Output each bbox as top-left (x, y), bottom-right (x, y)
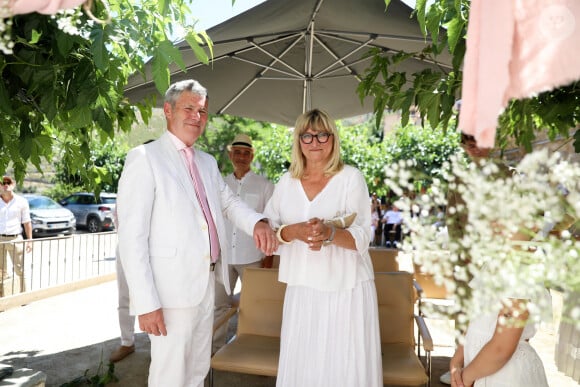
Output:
top-left (59, 192), bottom-right (116, 233)
top-left (24, 194), bottom-right (76, 238)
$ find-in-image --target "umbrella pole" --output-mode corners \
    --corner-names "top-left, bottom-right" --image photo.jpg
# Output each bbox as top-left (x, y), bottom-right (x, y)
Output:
top-left (304, 1), bottom-right (323, 113)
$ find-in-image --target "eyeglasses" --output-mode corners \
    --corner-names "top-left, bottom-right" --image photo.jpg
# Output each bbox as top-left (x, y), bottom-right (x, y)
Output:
top-left (2, 181), bottom-right (12, 185)
top-left (299, 132), bottom-right (333, 144)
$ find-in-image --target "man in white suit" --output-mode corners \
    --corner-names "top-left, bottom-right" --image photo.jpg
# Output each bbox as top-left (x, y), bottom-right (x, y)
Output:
top-left (116, 79), bottom-right (278, 387)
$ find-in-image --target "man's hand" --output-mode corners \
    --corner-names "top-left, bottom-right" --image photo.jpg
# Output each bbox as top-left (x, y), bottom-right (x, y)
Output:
top-left (139, 308), bottom-right (167, 336)
top-left (24, 240), bottom-right (32, 253)
top-left (253, 220), bottom-right (278, 256)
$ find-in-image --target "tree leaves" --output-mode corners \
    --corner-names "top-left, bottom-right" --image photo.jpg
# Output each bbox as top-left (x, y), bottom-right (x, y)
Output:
top-left (363, 0), bottom-right (579, 153)
top-left (0, 1), bottom-right (214, 192)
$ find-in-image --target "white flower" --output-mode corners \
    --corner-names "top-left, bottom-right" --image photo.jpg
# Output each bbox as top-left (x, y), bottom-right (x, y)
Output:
top-left (384, 149), bottom-right (580, 330)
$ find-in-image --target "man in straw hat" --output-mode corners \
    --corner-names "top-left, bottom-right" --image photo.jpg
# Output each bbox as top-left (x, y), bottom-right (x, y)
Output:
top-left (213, 133), bottom-right (275, 353)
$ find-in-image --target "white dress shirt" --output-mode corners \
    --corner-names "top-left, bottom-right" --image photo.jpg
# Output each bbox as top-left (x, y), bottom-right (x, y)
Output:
top-left (0, 194), bottom-right (30, 235)
top-left (224, 171), bottom-right (274, 265)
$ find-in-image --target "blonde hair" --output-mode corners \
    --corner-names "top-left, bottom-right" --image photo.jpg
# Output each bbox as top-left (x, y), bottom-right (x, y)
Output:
top-left (289, 109), bottom-right (343, 178)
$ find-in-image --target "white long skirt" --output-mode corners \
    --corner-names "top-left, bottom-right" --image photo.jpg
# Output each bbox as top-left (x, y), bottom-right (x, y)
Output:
top-left (276, 279), bottom-right (383, 387)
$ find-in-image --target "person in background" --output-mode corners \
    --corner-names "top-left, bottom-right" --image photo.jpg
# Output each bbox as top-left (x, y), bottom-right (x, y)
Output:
top-left (116, 79), bottom-right (277, 387)
top-left (447, 133), bottom-right (547, 387)
top-left (264, 108), bottom-right (382, 387)
top-left (109, 140), bottom-right (154, 364)
top-left (213, 133), bottom-right (274, 353)
top-left (440, 131), bottom-right (506, 385)
top-left (0, 176), bottom-right (32, 295)
top-left (109, 240), bottom-right (137, 363)
top-left (370, 193), bottom-right (382, 246)
top-left (381, 203), bottom-right (402, 248)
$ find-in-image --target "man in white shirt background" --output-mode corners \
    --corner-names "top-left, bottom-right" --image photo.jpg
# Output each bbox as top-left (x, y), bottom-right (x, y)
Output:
top-left (0, 175), bottom-right (32, 296)
top-left (213, 133), bottom-right (275, 353)
top-left (381, 203), bottom-right (403, 248)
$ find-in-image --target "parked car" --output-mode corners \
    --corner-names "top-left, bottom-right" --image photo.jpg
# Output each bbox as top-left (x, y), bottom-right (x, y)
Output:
top-left (24, 194), bottom-right (76, 238)
top-left (59, 192), bottom-right (116, 233)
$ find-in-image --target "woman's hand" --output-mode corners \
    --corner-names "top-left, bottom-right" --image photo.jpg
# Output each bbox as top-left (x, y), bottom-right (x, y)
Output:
top-left (281, 218), bottom-right (334, 250)
top-left (305, 217), bottom-right (331, 251)
top-left (450, 346), bottom-right (468, 387)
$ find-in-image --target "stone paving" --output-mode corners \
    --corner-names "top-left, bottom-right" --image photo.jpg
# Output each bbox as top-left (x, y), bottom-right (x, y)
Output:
top-left (0, 280), bottom-right (577, 386)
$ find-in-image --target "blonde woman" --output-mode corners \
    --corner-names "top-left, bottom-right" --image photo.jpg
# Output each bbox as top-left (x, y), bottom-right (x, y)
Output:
top-left (264, 109), bottom-right (382, 387)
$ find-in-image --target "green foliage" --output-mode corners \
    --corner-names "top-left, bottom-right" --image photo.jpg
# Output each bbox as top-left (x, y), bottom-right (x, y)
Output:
top-left (338, 119), bottom-right (388, 196)
top-left (60, 361), bottom-right (117, 386)
top-left (0, 1), bottom-right (212, 190)
top-left (199, 113), bottom-right (459, 195)
top-left (43, 182), bottom-right (83, 202)
top-left (253, 125), bottom-right (293, 183)
top-left (366, 0), bottom-right (580, 152)
top-left (53, 139), bottom-right (128, 194)
top-left (497, 82), bottom-right (580, 152)
top-left (383, 123), bottom-right (461, 189)
top-left (359, 1), bottom-right (465, 133)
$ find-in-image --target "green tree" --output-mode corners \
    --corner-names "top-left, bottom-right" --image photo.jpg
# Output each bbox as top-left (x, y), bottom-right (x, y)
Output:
top-left (198, 114), bottom-right (459, 195)
top-left (52, 139), bottom-right (128, 196)
top-left (0, 1), bottom-right (211, 190)
top-left (359, 0), bottom-right (580, 152)
top-left (384, 123), bottom-right (460, 188)
top-left (339, 119), bottom-right (388, 196)
top-left (253, 124), bottom-right (293, 183)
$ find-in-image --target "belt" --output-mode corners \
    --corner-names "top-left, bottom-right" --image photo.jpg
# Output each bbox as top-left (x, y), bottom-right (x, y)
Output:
top-left (0, 234), bottom-right (18, 237)
top-left (210, 262), bottom-right (216, 272)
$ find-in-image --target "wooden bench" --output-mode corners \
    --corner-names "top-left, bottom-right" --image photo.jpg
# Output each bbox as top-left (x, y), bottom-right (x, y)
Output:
top-left (369, 247), bottom-right (400, 272)
top-left (210, 268), bottom-right (432, 386)
top-left (210, 268), bottom-right (285, 385)
top-left (376, 271), bottom-right (432, 386)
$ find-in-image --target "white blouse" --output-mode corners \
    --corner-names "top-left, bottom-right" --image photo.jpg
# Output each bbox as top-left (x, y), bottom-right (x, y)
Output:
top-left (264, 165), bottom-right (374, 291)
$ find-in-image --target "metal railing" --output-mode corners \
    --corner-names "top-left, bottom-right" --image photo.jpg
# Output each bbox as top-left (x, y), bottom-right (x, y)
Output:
top-left (0, 232), bottom-right (117, 298)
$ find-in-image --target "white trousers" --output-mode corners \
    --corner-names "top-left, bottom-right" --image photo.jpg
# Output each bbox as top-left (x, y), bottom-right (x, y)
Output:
top-left (115, 253), bottom-right (135, 346)
top-left (148, 272), bottom-right (215, 387)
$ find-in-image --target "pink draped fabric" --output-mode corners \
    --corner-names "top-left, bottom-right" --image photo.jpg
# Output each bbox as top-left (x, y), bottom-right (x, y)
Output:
top-left (11, 0), bottom-right (86, 15)
top-left (459, 0), bottom-right (580, 148)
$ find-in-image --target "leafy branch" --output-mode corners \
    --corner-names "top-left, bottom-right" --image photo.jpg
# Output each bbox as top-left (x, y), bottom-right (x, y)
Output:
top-left (0, 0), bottom-right (212, 191)
top-left (362, 0), bottom-right (580, 152)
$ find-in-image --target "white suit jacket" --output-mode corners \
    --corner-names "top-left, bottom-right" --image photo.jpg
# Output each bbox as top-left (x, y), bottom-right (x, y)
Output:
top-left (117, 132), bottom-right (263, 315)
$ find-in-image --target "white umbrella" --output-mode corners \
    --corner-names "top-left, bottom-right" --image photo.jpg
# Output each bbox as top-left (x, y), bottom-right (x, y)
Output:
top-left (124, 0), bottom-right (452, 125)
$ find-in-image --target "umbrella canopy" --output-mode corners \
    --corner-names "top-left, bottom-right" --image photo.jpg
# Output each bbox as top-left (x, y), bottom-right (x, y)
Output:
top-left (124, 0), bottom-right (452, 126)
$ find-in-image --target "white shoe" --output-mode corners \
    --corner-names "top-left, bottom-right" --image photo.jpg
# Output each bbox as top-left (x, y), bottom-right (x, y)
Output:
top-left (440, 370), bottom-right (451, 385)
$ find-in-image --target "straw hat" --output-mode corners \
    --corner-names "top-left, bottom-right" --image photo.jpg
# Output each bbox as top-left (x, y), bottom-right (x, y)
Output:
top-left (227, 133), bottom-right (253, 151)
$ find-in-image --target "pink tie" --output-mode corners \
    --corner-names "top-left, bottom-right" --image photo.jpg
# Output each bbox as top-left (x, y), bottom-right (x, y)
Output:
top-left (182, 147), bottom-right (220, 262)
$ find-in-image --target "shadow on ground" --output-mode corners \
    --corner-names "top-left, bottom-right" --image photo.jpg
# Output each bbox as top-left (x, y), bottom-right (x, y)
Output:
top-left (1, 333), bottom-right (149, 387)
top-left (2, 327), bottom-right (450, 387)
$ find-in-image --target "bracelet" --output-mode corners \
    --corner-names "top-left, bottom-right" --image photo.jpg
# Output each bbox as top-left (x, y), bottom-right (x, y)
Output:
top-left (323, 223), bottom-right (336, 245)
top-left (276, 224), bottom-right (291, 244)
